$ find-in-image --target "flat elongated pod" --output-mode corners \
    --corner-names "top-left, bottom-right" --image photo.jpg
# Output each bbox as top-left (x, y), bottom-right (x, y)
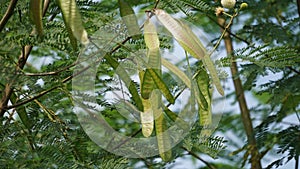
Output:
top-left (104, 55), bottom-right (143, 111)
top-left (29, 0), bottom-right (43, 35)
top-left (161, 58), bottom-right (191, 88)
top-left (178, 20), bottom-right (224, 96)
top-left (202, 55), bottom-right (224, 96)
top-left (141, 68), bottom-right (154, 99)
top-left (195, 66), bottom-right (212, 125)
top-left (118, 0), bottom-right (140, 39)
top-left (140, 98), bottom-right (154, 137)
top-left (139, 70), bottom-right (154, 137)
top-left (154, 9), bottom-right (204, 60)
top-left (57, 0), bottom-right (89, 46)
top-left (141, 49), bottom-right (161, 99)
top-left (144, 19), bottom-right (160, 49)
top-left (148, 68), bottom-right (175, 104)
top-left (163, 106), bottom-right (189, 130)
top-left (155, 110), bottom-right (172, 161)
top-left (142, 19), bottom-right (161, 98)
top-left (195, 66), bottom-right (213, 137)
top-left (152, 90), bottom-right (172, 162)
top-left (154, 9), bottom-right (224, 96)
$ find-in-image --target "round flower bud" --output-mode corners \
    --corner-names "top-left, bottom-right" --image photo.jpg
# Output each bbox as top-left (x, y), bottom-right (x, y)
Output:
top-left (221, 0), bottom-right (236, 9)
top-left (240, 3), bottom-right (248, 10)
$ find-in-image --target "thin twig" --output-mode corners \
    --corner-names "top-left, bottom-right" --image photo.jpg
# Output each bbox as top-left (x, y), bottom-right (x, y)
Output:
top-left (154, 0), bottom-right (160, 9)
top-left (5, 86), bottom-right (58, 110)
top-left (210, 12), bottom-right (237, 56)
top-left (206, 14), bottom-right (250, 45)
top-left (25, 63), bottom-right (76, 76)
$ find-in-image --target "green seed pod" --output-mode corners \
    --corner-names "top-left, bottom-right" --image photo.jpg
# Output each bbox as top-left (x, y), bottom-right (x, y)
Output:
top-left (118, 0), bottom-right (140, 40)
top-left (29, 0), bottom-right (43, 36)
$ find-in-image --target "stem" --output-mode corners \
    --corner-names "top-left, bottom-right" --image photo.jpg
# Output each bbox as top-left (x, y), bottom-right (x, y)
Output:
top-left (217, 16), bottom-right (262, 169)
top-left (0, 0), bottom-right (18, 32)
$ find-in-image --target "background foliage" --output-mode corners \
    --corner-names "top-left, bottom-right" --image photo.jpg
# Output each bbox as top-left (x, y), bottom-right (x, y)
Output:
top-left (0, 0), bottom-right (299, 168)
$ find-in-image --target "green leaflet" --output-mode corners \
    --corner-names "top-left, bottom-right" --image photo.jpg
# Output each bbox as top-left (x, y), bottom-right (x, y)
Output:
top-left (29, 0), bottom-right (43, 36)
top-left (104, 55), bottom-right (143, 111)
top-left (154, 9), bottom-right (224, 96)
top-left (118, 0), bottom-right (140, 40)
top-left (57, 0), bottom-right (89, 47)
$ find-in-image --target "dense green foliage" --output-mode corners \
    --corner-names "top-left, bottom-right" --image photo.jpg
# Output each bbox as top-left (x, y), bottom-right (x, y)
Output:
top-left (0, 0), bottom-right (299, 168)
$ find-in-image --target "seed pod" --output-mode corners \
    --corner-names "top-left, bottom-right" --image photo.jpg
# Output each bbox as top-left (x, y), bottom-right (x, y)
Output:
top-left (144, 19), bottom-right (159, 49)
top-left (57, 0), bottom-right (89, 47)
top-left (140, 98), bottom-right (154, 137)
top-left (29, 0), bottom-right (43, 35)
top-left (154, 9), bottom-right (224, 96)
top-left (118, 0), bottom-right (140, 39)
top-left (152, 90), bottom-right (172, 162)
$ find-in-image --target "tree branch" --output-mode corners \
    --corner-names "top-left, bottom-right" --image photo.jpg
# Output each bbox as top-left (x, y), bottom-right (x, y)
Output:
top-left (217, 16), bottom-right (262, 169)
top-left (0, 0), bottom-right (18, 32)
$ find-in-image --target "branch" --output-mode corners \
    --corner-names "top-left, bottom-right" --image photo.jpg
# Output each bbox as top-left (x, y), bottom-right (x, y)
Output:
top-left (5, 86), bottom-right (57, 110)
top-left (25, 62), bottom-right (77, 76)
top-left (0, 0), bottom-right (18, 32)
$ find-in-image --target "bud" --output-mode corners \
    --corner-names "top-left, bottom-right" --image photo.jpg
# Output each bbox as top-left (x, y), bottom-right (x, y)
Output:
top-left (215, 7), bottom-right (225, 16)
top-left (221, 0), bottom-right (236, 9)
top-left (240, 3), bottom-right (248, 10)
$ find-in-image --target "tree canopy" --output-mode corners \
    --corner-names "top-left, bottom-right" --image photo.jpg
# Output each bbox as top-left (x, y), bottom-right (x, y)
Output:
top-left (0, 0), bottom-right (299, 168)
